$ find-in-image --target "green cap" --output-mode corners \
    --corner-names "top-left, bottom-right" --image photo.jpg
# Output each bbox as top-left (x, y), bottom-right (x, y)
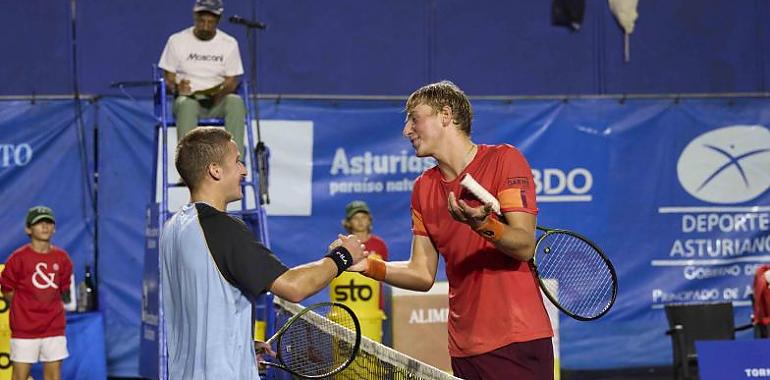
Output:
top-left (26, 206), bottom-right (55, 226)
top-left (345, 200), bottom-right (370, 219)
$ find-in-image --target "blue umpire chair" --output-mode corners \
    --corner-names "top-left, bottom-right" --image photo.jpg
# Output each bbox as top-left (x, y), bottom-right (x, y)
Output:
top-left (152, 67), bottom-right (264, 219)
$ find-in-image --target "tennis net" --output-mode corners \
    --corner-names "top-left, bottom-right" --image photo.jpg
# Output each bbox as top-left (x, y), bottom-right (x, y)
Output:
top-left (268, 298), bottom-right (461, 380)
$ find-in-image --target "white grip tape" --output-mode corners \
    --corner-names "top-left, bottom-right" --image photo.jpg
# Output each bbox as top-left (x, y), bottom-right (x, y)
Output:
top-left (459, 174), bottom-right (501, 215)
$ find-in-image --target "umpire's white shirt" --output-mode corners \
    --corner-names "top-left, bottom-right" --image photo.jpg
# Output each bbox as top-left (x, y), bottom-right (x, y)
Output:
top-left (158, 27), bottom-right (244, 93)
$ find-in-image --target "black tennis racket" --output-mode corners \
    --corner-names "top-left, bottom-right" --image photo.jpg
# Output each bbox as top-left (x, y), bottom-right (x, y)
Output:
top-left (532, 225), bottom-right (617, 320)
top-left (460, 174), bottom-right (618, 321)
top-left (260, 301), bottom-right (361, 379)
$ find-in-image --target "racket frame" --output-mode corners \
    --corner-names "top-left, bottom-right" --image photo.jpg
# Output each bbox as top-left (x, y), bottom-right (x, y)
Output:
top-left (533, 226), bottom-right (618, 321)
top-left (261, 301), bottom-right (362, 379)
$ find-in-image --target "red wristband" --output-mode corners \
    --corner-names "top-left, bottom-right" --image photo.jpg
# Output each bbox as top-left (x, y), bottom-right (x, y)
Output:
top-left (362, 257), bottom-right (386, 281)
top-left (473, 216), bottom-right (505, 242)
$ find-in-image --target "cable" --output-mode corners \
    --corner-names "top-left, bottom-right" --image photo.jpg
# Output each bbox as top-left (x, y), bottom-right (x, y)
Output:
top-left (69, 0), bottom-right (99, 306)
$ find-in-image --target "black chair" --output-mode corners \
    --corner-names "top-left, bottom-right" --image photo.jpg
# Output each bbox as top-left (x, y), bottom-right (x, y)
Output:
top-left (664, 302), bottom-right (751, 380)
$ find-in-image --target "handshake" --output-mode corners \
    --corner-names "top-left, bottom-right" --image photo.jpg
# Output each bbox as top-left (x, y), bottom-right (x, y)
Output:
top-left (325, 234), bottom-right (371, 275)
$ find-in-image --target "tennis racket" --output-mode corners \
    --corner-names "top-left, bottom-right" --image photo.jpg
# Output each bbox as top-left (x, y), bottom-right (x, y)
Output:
top-left (460, 174), bottom-right (618, 321)
top-left (260, 301), bottom-right (361, 379)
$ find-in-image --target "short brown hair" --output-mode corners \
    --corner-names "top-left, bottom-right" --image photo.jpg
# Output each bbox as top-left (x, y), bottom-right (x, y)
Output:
top-left (406, 80), bottom-right (473, 135)
top-left (175, 127), bottom-right (232, 190)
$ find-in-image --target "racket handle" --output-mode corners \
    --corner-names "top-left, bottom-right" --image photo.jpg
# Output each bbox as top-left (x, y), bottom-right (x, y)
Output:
top-left (460, 174), bottom-right (501, 215)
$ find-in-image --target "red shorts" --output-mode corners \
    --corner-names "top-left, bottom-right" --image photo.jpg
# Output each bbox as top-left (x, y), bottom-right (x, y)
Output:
top-left (451, 337), bottom-right (553, 380)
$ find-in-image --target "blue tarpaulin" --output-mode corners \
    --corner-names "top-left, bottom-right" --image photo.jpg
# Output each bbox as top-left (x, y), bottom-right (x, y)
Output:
top-left (1, 96), bottom-right (769, 375)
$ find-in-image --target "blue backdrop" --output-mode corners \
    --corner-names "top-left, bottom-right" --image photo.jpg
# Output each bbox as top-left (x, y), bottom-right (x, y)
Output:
top-left (0, 99), bottom-right (96, 291)
top-left (1, 96), bottom-right (769, 375)
top-left (4, 1), bottom-right (770, 96)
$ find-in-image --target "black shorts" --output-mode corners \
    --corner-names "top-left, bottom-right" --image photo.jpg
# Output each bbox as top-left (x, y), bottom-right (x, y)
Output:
top-left (451, 337), bottom-right (554, 380)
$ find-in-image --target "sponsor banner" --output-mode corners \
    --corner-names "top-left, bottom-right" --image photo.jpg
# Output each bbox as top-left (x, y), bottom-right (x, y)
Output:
top-left (251, 99), bottom-right (769, 369)
top-left (392, 282), bottom-right (452, 372)
top-left (0, 265), bottom-right (11, 380)
top-left (69, 97), bottom-right (770, 373)
top-left (696, 340), bottom-right (770, 380)
top-left (0, 100), bottom-right (101, 377)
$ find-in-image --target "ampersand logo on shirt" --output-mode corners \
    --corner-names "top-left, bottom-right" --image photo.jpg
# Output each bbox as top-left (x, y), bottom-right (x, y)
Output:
top-left (31, 262), bottom-right (58, 290)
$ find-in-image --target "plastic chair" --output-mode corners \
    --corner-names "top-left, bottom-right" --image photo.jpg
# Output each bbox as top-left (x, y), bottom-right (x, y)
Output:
top-left (664, 302), bottom-right (748, 380)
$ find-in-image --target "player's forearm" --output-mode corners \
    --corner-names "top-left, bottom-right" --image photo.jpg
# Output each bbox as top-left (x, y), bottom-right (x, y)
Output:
top-left (272, 259), bottom-right (337, 302)
top-left (381, 261), bottom-right (435, 292)
top-left (470, 214), bottom-right (536, 261)
top-left (492, 225), bottom-right (536, 261)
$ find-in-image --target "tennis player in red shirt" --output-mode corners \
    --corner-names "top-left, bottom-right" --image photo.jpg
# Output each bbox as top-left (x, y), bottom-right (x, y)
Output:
top-left (351, 81), bottom-right (554, 380)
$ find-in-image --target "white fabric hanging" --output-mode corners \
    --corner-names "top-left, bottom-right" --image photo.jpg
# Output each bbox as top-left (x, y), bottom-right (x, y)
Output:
top-left (608, 0), bottom-right (639, 62)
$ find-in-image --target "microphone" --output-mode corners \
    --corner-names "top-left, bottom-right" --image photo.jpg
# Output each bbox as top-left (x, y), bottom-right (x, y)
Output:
top-left (229, 15), bottom-right (267, 30)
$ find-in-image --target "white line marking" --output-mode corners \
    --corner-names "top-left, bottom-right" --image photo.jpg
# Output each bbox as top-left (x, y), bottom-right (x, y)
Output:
top-left (651, 256), bottom-right (770, 266)
top-left (658, 206), bottom-right (770, 213)
top-left (538, 195), bottom-right (593, 202)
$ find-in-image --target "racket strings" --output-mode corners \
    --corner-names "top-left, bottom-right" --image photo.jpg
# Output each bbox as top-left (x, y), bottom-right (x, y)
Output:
top-left (536, 232), bottom-right (615, 318)
top-left (555, 235), bottom-right (613, 315)
top-left (276, 304), bottom-right (358, 377)
top-left (550, 235), bottom-right (612, 315)
top-left (561, 236), bottom-right (613, 312)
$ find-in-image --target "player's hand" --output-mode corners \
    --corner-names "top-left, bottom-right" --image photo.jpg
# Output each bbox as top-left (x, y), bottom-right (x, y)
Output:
top-left (254, 340), bottom-right (275, 363)
top-left (178, 79), bottom-right (192, 96)
top-left (327, 236), bottom-right (344, 251)
top-left (448, 191), bottom-right (492, 229)
top-left (337, 234), bottom-right (368, 264)
top-left (346, 255), bottom-right (370, 272)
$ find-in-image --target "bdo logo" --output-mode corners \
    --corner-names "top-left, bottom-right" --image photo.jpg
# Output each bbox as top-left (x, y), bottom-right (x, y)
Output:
top-left (677, 125), bottom-right (770, 204)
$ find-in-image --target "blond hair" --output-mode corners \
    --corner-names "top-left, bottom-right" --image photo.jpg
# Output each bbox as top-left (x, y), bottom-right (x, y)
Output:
top-left (406, 80), bottom-right (473, 135)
